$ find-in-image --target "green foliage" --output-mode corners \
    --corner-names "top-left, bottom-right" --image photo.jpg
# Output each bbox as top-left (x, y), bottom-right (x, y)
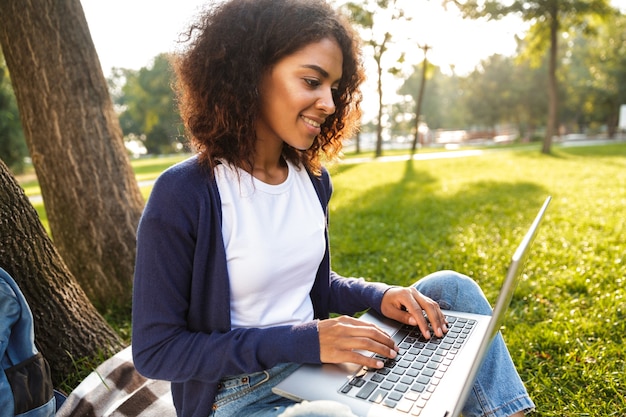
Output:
top-left (562, 12), bottom-right (626, 135)
top-left (327, 143), bottom-right (626, 415)
top-left (110, 54), bottom-right (185, 155)
top-left (398, 65), bottom-right (467, 130)
top-left (0, 53), bottom-right (28, 173)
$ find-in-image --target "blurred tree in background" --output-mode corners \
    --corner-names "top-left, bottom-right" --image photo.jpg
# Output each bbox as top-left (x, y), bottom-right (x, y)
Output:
top-left (447, 0), bottom-right (616, 154)
top-left (110, 53), bottom-right (184, 155)
top-left (561, 12), bottom-right (626, 136)
top-left (342, 0), bottom-right (409, 157)
top-left (0, 52), bottom-right (27, 173)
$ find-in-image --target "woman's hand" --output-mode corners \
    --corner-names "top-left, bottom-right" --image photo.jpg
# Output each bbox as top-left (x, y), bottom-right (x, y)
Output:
top-left (380, 286), bottom-right (448, 339)
top-left (318, 316), bottom-right (399, 369)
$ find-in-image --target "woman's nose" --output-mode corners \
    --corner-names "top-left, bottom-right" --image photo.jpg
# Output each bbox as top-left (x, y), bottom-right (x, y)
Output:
top-left (316, 88), bottom-right (336, 115)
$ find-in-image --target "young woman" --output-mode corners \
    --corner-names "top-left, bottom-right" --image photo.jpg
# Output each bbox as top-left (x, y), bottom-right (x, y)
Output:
top-left (132, 1), bottom-right (535, 416)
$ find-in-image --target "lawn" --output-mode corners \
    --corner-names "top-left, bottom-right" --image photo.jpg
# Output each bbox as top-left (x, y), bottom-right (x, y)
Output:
top-left (326, 143), bottom-right (626, 416)
top-left (21, 142), bottom-right (626, 415)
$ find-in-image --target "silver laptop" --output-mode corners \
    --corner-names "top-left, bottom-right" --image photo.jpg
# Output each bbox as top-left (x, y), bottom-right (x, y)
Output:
top-left (273, 196), bottom-right (551, 417)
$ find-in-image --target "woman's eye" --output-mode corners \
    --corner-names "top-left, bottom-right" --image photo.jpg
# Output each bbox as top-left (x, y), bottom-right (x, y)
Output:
top-left (304, 78), bottom-right (321, 87)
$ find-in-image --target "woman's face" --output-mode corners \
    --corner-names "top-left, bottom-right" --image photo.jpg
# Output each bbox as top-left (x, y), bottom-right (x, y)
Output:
top-left (256, 37), bottom-right (343, 151)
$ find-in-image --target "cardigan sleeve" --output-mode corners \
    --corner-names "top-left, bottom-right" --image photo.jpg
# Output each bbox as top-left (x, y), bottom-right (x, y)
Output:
top-left (132, 158), bottom-right (322, 386)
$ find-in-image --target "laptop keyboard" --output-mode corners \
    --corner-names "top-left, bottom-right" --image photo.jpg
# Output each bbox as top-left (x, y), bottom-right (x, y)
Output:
top-left (338, 315), bottom-right (476, 415)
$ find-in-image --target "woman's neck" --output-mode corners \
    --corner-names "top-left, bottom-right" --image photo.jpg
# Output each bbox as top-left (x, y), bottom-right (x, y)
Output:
top-left (250, 141), bottom-right (288, 185)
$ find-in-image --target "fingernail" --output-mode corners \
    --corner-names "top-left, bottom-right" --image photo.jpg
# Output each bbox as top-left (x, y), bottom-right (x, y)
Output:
top-left (409, 317), bottom-right (417, 326)
top-left (389, 349), bottom-right (397, 358)
top-left (376, 360), bottom-right (384, 368)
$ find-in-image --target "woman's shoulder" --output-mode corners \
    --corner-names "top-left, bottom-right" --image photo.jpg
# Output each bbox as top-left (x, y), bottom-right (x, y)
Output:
top-left (148, 154), bottom-right (218, 204)
top-left (154, 155), bottom-right (212, 188)
top-left (160, 154), bottom-right (206, 179)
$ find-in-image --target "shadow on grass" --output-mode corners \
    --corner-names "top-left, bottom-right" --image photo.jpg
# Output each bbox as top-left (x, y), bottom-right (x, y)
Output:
top-left (329, 158), bottom-right (549, 295)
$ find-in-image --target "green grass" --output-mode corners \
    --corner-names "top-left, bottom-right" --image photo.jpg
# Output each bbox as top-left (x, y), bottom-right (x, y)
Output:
top-left (20, 143), bottom-right (626, 414)
top-left (326, 143), bottom-right (626, 416)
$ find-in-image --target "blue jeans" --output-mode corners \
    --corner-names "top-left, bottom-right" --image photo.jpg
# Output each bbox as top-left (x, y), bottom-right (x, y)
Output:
top-left (209, 271), bottom-right (535, 417)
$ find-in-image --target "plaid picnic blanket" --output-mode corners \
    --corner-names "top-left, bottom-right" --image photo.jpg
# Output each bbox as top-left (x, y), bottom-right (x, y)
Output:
top-left (56, 346), bottom-right (175, 417)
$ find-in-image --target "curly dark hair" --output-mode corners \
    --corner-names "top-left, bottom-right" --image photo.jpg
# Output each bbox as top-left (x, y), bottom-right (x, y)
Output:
top-left (173, 0), bottom-right (365, 175)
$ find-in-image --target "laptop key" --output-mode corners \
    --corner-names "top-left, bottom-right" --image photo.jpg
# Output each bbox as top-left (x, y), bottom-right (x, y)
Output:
top-left (356, 382), bottom-right (377, 399)
top-left (369, 389), bottom-right (387, 404)
top-left (371, 373), bottom-right (384, 383)
top-left (388, 391), bottom-right (403, 401)
top-left (411, 382), bottom-right (426, 393)
top-left (400, 376), bottom-right (414, 385)
top-left (405, 391), bottom-right (420, 401)
top-left (410, 362), bottom-right (425, 370)
top-left (380, 381), bottom-right (394, 391)
top-left (396, 398), bottom-right (414, 413)
top-left (383, 398), bottom-right (398, 409)
top-left (392, 328), bottom-right (410, 344)
top-left (376, 367), bottom-right (391, 375)
top-left (350, 377), bottom-right (365, 387)
top-left (416, 375), bottom-right (430, 385)
top-left (386, 374), bottom-right (400, 383)
top-left (394, 383), bottom-right (409, 393)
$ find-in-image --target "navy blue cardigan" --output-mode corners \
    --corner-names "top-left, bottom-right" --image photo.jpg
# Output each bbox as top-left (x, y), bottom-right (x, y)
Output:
top-left (132, 156), bottom-right (389, 417)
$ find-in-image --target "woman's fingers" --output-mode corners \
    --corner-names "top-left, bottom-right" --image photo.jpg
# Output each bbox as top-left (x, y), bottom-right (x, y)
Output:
top-left (318, 316), bottom-right (398, 369)
top-left (380, 287), bottom-right (448, 338)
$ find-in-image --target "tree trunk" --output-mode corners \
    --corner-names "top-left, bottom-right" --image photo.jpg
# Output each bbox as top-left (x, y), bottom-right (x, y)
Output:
top-left (411, 46), bottom-right (430, 154)
top-left (0, 159), bottom-right (124, 387)
top-left (375, 55), bottom-right (384, 158)
top-left (0, 0), bottom-right (144, 309)
top-left (543, 7), bottom-right (559, 154)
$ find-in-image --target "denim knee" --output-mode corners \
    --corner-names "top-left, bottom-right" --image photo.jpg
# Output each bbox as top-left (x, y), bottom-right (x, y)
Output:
top-left (413, 270), bottom-right (492, 315)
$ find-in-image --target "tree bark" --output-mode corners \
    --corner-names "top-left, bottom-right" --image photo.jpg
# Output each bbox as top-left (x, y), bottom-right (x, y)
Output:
top-left (0, 0), bottom-right (144, 309)
top-left (0, 159), bottom-right (124, 387)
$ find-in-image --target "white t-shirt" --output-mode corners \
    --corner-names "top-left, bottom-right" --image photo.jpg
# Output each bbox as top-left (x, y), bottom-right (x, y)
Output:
top-left (215, 160), bottom-right (325, 329)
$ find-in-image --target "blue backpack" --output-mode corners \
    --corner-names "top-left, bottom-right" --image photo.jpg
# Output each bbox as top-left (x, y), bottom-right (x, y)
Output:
top-left (0, 267), bottom-right (55, 417)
